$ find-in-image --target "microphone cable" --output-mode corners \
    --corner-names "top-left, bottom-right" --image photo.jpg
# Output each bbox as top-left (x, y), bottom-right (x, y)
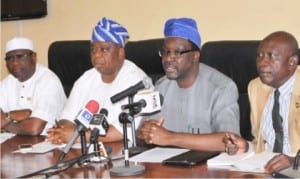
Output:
top-left (18, 152), bottom-right (96, 178)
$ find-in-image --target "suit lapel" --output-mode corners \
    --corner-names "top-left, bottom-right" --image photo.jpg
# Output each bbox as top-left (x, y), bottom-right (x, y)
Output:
top-left (288, 67), bottom-right (300, 153)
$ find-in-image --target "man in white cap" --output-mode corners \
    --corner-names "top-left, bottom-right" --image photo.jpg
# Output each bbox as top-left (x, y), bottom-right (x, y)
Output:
top-left (138, 17), bottom-right (241, 152)
top-left (0, 37), bottom-right (67, 135)
top-left (47, 17), bottom-right (153, 144)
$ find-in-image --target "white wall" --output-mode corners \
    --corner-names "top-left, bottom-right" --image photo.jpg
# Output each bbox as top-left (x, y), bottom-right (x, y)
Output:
top-left (1, 0), bottom-right (300, 79)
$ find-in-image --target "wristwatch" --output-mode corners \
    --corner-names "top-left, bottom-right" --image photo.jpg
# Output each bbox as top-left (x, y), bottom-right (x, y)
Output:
top-left (5, 112), bottom-right (11, 122)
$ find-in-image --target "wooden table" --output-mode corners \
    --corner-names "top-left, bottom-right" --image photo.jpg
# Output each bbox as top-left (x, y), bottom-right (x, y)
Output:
top-left (1, 135), bottom-right (271, 178)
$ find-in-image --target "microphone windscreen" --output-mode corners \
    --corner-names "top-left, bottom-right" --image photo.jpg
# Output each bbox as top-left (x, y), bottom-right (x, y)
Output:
top-left (140, 99), bottom-right (147, 107)
top-left (100, 108), bottom-right (108, 116)
top-left (133, 91), bottom-right (162, 114)
top-left (85, 100), bottom-right (100, 114)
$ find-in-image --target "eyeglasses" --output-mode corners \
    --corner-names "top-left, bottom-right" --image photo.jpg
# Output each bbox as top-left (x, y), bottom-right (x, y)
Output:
top-left (5, 52), bottom-right (33, 62)
top-left (158, 49), bottom-right (198, 58)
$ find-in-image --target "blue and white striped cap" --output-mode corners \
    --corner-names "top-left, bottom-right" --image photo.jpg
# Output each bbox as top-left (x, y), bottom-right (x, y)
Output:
top-left (91, 17), bottom-right (129, 47)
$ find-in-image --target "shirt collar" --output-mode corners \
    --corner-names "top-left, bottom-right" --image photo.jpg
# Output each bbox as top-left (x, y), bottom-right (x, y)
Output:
top-left (274, 72), bottom-right (296, 99)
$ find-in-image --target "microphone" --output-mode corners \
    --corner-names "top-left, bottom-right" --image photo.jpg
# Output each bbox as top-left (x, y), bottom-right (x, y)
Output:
top-left (90, 108), bottom-right (109, 136)
top-left (89, 108), bottom-right (110, 162)
top-left (132, 91), bottom-right (163, 115)
top-left (110, 77), bottom-right (152, 103)
top-left (57, 100), bottom-right (99, 163)
top-left (90, 128), bottom-right (101, 158)
top-left (89, 128), bottom-right (111, 163)
top-left (121, 99), bottom-right (146, 110)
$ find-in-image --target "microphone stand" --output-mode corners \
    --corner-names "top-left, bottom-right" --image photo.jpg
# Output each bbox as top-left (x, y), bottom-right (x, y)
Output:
top-left (80, 130), bottom-right (90, 165)
top-left (80, 131), bottom-right (87, 156)
top-left (93, 140), bottom-right (100, 158)
top-left (128, 95), bottom-right (137, 148)
top-left (89, 128), bottom-right (111, 164)
top-left (109, 112), bottom-right (145, 176)
top-left (126, 95), bottom-right (148, 156)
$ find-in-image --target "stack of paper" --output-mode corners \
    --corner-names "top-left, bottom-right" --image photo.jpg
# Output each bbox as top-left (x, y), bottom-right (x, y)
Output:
top-left (207, 151), bottom-right (279, 173)
top-left (233, 152), bottom-right (278, 172)
top-left (207, 151), bottom-right (254, 166)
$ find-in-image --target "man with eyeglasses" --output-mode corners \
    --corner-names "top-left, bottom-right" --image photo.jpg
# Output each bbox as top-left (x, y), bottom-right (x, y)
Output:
top-left (137, 17), bottom-right (240, 152)
top-left (224, 31), bottom-right (300, 173)
top-left (0, 37), bottom-right (66, 135)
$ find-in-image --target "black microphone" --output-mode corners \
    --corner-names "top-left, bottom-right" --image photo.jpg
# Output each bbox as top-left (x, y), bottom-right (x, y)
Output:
top-left (57, 100), bottom-right (100, 163)
top-left (90, 128), bottom-right (100, 157)
top-left (89, 109), bottom-right (111, 162)
top-left (89, 127), bottom-right (112, 162)
top-left (131, 91), bottom-right (164, 115)
top-left (121, 99), bottom-right (146, 110)
top-left (90, 108), bottom-right (109, 136)
top-left (110, 77), bottom-right (152, 103)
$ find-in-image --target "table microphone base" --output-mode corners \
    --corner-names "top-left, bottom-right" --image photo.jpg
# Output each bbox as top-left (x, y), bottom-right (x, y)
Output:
top-left (110, 164), bottom-right (145, 176)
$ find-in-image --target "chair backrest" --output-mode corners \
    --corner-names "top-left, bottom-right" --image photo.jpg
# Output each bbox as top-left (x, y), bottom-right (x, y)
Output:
top-left (125, 38), bottom-right (164, 83)
top-left (48, 40), bottom-right (92, 96)
top-left (48, 39), bottom-right (164, 97)
top-left (201, 41), bottom-right (260, 140)
top-left (200, 41), bottom-right (300, 140)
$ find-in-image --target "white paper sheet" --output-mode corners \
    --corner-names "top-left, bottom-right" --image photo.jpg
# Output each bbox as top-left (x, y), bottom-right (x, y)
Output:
top-left (208, 151), bottom-right (279, 173)
top-left (233, 152), bottom-right (278, 172)
top-left (207, 151), bottom-right (254, 166)
top-left (276, 166), bottom-right (300, 178)
top-left (0, 132), bottom-right (15, 144)
top-left (129, 147), bottom-right (189, 163)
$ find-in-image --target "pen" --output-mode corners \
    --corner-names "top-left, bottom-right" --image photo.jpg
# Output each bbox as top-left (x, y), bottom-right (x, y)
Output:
top-left (55, 119), bottom-right (60, 128)
top-left (157, 117), bottom-right (164, 126)
top-left (293, 149), bottom-right (300, 170)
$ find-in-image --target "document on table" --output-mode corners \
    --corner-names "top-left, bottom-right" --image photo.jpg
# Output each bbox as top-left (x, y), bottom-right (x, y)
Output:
top-left (13, 141), bottom-right (65, 154)
top-left (207, 151), bottom-right (279, 173)
top-left (129, 147), bottom-right (189, 163)
top-left (275, 166), bottom-right (300, 178)
top-left (232, 152), bottom-right (278, 173)
top-left (207, 151), bottom-right (255, 166)
top-left (0, 132), bottom-right (15, 144)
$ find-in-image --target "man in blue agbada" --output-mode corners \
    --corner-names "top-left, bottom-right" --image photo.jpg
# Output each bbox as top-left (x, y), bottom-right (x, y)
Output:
top-left (138, 17), bottom-right (242, 152)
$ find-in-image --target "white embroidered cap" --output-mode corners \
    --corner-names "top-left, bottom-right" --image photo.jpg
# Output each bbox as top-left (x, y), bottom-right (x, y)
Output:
top-left (5, 37), bottom-right (34, 53)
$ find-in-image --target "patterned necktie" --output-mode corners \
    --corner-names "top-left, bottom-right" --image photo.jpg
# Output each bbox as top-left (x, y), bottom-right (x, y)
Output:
top-left (272, 89), bottom-right (284, 153)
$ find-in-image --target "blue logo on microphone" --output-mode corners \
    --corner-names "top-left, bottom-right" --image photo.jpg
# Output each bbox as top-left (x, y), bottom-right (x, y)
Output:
top-left (82, 110), bottom-right (93, 122)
